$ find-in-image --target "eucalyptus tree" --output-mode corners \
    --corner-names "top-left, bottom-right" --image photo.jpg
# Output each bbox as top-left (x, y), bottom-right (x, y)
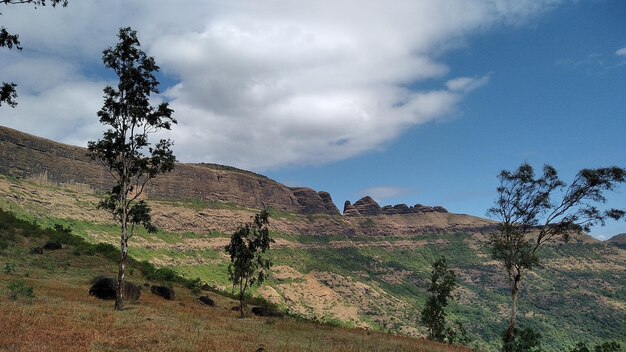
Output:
top-left (420, 256), bottom-right (456, 342)
top-left (225, 210), bottom-right (273, 317)
top-left (88, 27), bottom-right (176, 311)
top-left (487, 163), bottom-right (625, 351)
top-left (1, 0), bottom-right (69, 107)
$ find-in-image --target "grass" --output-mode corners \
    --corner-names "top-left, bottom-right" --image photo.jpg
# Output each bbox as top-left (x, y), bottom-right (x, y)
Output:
top-left (0, 208), bottom-right (469, 352)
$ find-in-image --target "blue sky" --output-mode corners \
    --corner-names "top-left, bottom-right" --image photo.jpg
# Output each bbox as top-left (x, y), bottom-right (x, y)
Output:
top-left (267, 0), bottom-right (626, 239)
top-left (1, 0), bottom-right (624, 239)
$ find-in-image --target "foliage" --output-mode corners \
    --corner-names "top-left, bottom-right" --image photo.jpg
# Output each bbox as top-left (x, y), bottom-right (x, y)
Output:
top-left (502, 327), bottom-right (542, 352)
top-left (7, 279), bottom-right (34, 300)
top-left (420, 256), bottom-right (457, 343)
top-left (487, 163), bottom-right (626, 350)
top-left (225, 210), bottom-right (274, 317)
top-left (0, 0), bottom-right (68, 108)
top-left (571, 341), bottom-right (624, 352)
top-left (87, 27), bottom-right (176, 310)
top-left (3, 262), bottom-right (16, 274)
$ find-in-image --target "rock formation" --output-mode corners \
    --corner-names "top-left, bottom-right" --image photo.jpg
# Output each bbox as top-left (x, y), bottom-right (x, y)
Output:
top-left (344, 197), bottom-right (448, 217)
top-left (353, 196), bottom-right (381, 216)
top-left (0, 126), bottom-right (339, 215)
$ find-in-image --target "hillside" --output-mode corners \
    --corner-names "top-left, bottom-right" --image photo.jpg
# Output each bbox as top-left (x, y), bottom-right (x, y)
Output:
top-left (0, 209), bottom-right (466, 352)
top-left (607, 233), bottom-right (626, 249)
top-left (0, 126), bottom-right (339, 215)
top-left (1, 127), bottom-right (625, 351)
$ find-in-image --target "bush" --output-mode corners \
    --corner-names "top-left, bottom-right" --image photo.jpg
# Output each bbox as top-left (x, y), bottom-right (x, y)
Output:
top-left (147, 267), bottom-right (178, 283)
top-left (3, 263), bottom-right (16, 274)
top-left (91, 243), bottom-right (118, 260)
top-left (502, 327), bottom-right (542, 352)
top-left (8, 280), bottom-right (34, 300)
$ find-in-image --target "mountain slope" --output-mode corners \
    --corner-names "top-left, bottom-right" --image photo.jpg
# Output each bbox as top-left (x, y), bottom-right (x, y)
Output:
top-left (0, 125), bottom-right (339, 215)
top-left (1, 126), bottom-right (625, 351)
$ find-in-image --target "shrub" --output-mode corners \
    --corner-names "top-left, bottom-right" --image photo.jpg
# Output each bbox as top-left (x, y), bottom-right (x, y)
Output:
top-left (8, 280), bottom-right (34, 300)
top-left (3, 263), bottom-right (16, 274)
top-left (147, 267), bottom-right (178, 283)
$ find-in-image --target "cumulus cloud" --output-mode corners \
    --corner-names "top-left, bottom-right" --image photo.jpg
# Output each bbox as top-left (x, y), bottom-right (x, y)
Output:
top-left (616, 47), bottom-right (626, 57)
top-left (0, 0), bottom-right (564, 170)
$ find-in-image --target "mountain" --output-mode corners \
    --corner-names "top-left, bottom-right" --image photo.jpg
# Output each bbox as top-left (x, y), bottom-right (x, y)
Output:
top-left (0, 125), bottom-right (339, 215)
top-left (1, 125), bottom-right (624, 351)
top-left (607, 233), bottom-right (626, 249)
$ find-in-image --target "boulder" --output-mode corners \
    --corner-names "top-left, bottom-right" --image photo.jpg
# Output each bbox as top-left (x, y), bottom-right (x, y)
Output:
top-left (43, 241), bottom-right (62, 250)
top-left (343, 201), bottom-right (361, 217)
top-left (382, 203), bottom-right (411, 215)
top-left (433, 206), bottom-right (448, 213)
top-left (89, 277), bottom-right (141, 301)
top-left (353, 196), bottom-right (381, 216)
top-left (150, 285), bottom-right (175, 300)
top-left (251, 306), bottom-right (283, 317)
top-left (198, 296), bottom-right (215, 306)
top-left (413, 204), bottom-right (435, 213)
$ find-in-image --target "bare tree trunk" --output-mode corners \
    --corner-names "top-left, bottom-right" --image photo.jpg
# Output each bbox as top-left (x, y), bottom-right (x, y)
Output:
top-left (504, 270), bottom-right (521, 352)
top-left (239, 281), bottom-right (245, 318)
top-left (115, 221), bottom-right (128, 311)
top-left (115, 180), bottom-right (128, 311)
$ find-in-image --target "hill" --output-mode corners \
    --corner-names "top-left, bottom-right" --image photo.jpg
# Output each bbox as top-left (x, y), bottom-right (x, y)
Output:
top-left (607, 233), bottom-right (626, 249)
top-left (0, 208), bottom-right (466, 352)
top-left (1, 126), bottom-right (625, 351)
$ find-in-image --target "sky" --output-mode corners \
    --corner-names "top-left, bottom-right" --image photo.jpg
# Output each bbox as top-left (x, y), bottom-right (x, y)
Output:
top-left (1, 0), bottom-right (624, 239)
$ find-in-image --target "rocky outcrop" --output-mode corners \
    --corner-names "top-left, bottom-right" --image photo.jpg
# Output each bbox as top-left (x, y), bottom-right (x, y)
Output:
top-left (353, 196), bottom-right (381, 216)
top-left (290, 188), bottom-right (341, 215)
top-left (344, 197), bottom-right (448, 217)
top-left (343, 201), bottom-right (361, 217)
top-left (318, 191), bottom-right (341, 215)
top-left (0, 126), bottom-right (339, 215)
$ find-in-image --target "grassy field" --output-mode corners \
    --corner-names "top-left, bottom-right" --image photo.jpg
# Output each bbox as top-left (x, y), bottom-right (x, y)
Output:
top-left (0, 209), bottom-right (468, 352)
top-left (1, 175), bottom-right (625, 351)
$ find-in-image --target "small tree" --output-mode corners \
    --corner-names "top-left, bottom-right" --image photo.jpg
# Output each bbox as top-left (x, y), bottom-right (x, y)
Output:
top-left (225, 210), bottom-right (273, 317)
top-left (420, 256), bottom-right (457, 342)
top-left (88, 27), bottom-right (176, 311)
top-left (1, 0), bottom-right (68, 108)
top-left (487, 163), bottom-right (625, 351)
top-left (503, 327), bottom-right (542, 352)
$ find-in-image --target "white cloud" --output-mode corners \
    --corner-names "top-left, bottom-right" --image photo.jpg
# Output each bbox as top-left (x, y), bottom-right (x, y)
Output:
top-left (0, 0), bottom-right (564, 170)
top-left (616, 47), bottom-right (626, 57)
top-left (358, 187), bottom-right (413, 203)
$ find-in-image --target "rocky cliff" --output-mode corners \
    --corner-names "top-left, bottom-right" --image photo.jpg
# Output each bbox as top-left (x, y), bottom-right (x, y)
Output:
top-left (0, 125), bottom-right (339, 215)
top-left (343, 196), bottom-right (448, 217)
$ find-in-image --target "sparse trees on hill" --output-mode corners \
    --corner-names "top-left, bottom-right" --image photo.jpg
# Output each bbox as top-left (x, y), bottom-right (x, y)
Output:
top-left (0, 0), bottom-right (68, 108)
top-left (88, 27), bottom-right (176, 311)
top-left (225, 210), bottom-right (273, 317)
top-left (420, 256), bottom-right (457, 343)
top-left (487, 163), bottom-right (626, 352)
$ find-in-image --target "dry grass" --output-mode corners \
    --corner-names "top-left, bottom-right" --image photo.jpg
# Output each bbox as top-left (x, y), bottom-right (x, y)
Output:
top-left (0, 246), bottom-right (468, 352)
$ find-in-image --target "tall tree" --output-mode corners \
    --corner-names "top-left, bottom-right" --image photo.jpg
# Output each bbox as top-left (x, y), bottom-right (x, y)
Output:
top-left (420, 256), bottom-right (457, 342)
top-left (1, 0), bottom-right (68, 107)
top-left (88, 27), bottom-right (176, 311)
top-left (487, 163), bottom-right (625, 351)
top-left (225, 210), bottom-right (273, 317)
